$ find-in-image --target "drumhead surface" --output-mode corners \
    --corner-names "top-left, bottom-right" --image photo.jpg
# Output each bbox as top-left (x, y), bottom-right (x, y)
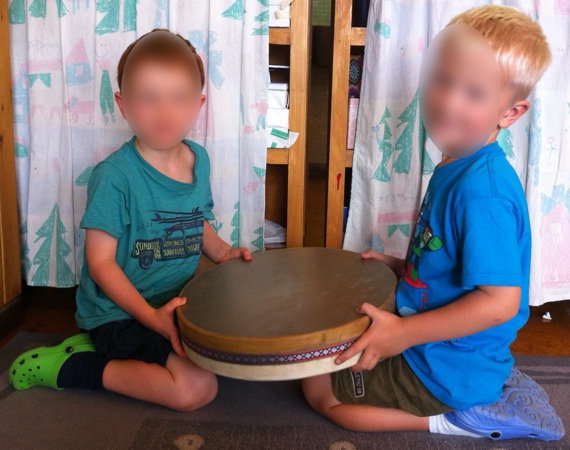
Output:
top-left (177, 248), bottom-right (396, 355)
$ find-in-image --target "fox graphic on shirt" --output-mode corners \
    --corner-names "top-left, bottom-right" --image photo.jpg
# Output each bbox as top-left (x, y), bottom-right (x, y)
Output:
top-left (401, 193), bottom-right (443, 312)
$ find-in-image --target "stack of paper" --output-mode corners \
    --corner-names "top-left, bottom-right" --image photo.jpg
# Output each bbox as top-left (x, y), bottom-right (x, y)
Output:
top-left (269, 82), bottom-right (288, 109)
top-left (266, 81), bottom-right (298, 148)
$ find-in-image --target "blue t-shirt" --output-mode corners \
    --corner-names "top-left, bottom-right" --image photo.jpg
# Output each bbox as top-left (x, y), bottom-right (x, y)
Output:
top-left (398, 141), bottom-right (530, 410)
top-left (76, 138), bottom-right (215, 330)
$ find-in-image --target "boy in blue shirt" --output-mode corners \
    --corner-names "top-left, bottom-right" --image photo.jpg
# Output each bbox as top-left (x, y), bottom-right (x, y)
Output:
top-left (10, 29), bottom-right (251, 411)
top-left (302, 6), bottom-right (561, 440)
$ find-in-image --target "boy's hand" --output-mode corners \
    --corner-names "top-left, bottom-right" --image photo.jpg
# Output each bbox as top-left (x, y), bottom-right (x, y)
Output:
top-left (203, 221), bottom-right (252, 264)
top-left (145, 296), bottom-right (187, 358)
top-left (361, 250), bottom-right (404, 278)
top-left (335, 302), bottom-right (410, 372)
top-left (218, 247), bottom-right (252, 264)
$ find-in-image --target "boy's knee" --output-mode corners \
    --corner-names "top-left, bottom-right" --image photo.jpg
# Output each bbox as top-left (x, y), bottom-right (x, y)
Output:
top-left (301, 377), bottom-right (318, 407)
top-left (171, 371), bottom-right (218, 411)
top-left (196, 371), bottom-right (218, 405)
top-left (301, 375), bottom-right (338, 416)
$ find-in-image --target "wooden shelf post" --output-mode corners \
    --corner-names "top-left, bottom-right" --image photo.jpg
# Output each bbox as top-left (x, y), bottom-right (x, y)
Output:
top-left (286, 0), bottom-right (311, 247)
top-left (325, 0), bottom-right (353, 248)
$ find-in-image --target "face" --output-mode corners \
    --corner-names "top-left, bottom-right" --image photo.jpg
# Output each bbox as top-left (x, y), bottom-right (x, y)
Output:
top-left (115, 61), bottom-right (204, 150)
top-left (419, 26), bottom-right (510, 157)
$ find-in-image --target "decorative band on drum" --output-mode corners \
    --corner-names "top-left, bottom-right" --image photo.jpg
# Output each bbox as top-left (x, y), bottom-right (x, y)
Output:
top-left (181, 335), bottom-right (356, 366)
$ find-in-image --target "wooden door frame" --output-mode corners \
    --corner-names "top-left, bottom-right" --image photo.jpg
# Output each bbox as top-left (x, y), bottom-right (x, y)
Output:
top-left (0, 1), bottom-right (23, 335)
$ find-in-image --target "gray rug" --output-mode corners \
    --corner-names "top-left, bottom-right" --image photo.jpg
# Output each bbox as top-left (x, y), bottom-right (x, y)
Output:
top-left (0, 332), bottom-right (568, 449)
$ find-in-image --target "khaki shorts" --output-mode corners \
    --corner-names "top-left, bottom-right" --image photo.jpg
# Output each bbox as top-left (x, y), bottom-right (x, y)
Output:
top-left (331, 353), bottom-right (452, 417)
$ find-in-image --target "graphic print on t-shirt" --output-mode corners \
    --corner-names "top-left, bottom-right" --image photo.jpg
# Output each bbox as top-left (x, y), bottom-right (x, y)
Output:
top-left (130, 209), bottom-right (204, 269)
top-left (400, 192), bottom-right (443, 314)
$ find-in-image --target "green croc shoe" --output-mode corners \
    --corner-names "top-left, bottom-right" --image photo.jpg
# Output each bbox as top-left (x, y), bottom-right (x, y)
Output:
top-left (9, 333), bottom-right (95, 391)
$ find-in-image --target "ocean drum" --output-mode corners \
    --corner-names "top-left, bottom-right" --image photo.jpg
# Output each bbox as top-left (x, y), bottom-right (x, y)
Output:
top-left (177, 248), bottom-right (397, 381)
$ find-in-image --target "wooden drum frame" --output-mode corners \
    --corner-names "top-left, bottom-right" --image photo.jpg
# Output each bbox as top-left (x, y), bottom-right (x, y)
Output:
top-left (177, 248), bottom-right (396, 381)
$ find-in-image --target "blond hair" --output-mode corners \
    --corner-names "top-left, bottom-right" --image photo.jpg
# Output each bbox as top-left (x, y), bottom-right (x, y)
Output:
top-left (448, 5), bottom-right (551, 100)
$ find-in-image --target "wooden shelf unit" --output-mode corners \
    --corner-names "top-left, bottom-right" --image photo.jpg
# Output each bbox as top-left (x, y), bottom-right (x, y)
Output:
top-left (325, 0), bottom-right (365, 248)
top-left (267, 1), bottom-right (311, 247)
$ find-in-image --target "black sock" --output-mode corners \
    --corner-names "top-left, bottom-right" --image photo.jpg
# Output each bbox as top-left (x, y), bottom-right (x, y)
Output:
top-left (56, 351), bottom-right (109, 390)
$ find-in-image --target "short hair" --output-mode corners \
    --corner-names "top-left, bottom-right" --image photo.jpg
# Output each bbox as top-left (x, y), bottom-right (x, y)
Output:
top-left (448, 5), bottom-right (551, 100)
top-left (117, 29), bottom-right (205, 91)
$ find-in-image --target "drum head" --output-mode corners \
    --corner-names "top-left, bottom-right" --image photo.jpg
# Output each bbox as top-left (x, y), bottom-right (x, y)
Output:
top-left (177, 248), bottom-right (396, 357)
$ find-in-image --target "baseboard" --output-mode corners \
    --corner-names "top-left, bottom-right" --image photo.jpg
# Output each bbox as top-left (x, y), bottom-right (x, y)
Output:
top-left (0, 295), bottom-right (22, 342)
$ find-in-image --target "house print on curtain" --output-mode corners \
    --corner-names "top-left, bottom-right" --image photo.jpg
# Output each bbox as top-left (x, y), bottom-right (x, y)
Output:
top-left (9, 0), bottom-right (269, 287)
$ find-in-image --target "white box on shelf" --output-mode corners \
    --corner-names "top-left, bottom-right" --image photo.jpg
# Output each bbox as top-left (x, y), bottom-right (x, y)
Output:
top-left (269, 83), bottom-right (289, 109)
top-left (267, 108), bottom-right (289, 130)
top-left (269, 2), bottom-right (290, 27)
top-left (347, 98), bottom-right (359, 149)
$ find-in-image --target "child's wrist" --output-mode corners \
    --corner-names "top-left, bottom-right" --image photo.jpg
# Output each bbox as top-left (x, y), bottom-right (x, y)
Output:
top-left (215, 244), bottom-right (232, 264)
top-left (398, 317), bottom-right (417, 350)
top-left (137, 303), bottom-right (158, 327)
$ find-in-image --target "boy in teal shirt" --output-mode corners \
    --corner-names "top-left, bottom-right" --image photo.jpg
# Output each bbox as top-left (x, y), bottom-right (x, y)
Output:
top-left (10, 29), bottom-right (251, 411)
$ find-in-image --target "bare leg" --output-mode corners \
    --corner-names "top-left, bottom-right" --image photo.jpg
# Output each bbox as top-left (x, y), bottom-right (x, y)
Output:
top-left (302, 374), bottom-right (428, 432)
top-left (102, 353), bottom-right (217, 411)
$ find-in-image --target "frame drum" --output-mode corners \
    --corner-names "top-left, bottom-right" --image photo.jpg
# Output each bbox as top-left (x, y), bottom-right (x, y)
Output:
top-left (177, 248), bottom-right (396, 381)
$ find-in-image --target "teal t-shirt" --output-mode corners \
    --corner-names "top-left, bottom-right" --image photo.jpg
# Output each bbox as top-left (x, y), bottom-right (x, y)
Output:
top-left (397, 142), bottom-right (530, 410)
top-left (76, 137), bottom-right (214, 330)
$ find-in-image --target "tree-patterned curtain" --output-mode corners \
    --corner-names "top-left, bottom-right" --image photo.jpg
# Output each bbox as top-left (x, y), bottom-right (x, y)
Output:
top-left (344, 0), bottom-right (570, 306)
top-left (9, 0), bottom-right (269, 287)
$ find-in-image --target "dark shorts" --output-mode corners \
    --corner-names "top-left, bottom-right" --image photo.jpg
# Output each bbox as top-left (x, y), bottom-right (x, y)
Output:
top-left (87, 319), bottom-right (173, 367)
top-left (331, 353), bottom-right (452, 417)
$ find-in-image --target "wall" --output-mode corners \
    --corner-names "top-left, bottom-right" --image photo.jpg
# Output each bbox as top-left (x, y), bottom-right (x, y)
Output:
top-left (313, 0), bottom-right (331, 25)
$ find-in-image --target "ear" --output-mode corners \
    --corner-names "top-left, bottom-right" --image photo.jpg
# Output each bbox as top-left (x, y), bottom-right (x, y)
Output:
top-left (114, 92), bottom-right (127, 119)
top-left (498, 100), bottom-right (529, 129)
top-left (199, 94), bottom-right (206, 109)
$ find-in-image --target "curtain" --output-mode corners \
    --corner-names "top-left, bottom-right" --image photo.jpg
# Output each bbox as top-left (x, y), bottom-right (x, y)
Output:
top-left (9, 0), bottom-right (268, 287)
top-left (344, 0), bottom-right (570, 306)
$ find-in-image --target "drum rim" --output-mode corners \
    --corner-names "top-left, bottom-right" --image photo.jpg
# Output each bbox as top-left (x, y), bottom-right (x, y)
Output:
top-left (176, 291), bottom-right (394, 354)
top-left (180, 344), bottom-right (363, 381)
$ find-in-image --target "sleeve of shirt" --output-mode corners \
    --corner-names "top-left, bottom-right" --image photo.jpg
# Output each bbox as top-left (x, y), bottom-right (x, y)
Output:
top-left (80, 161), bottom-right (131, 239)
top-left (455, 196), bottom-right (523, 289)
top-left (204, 176), bottom-right (215, 221)
top-left (194, 142), bottom-right (215, 221)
